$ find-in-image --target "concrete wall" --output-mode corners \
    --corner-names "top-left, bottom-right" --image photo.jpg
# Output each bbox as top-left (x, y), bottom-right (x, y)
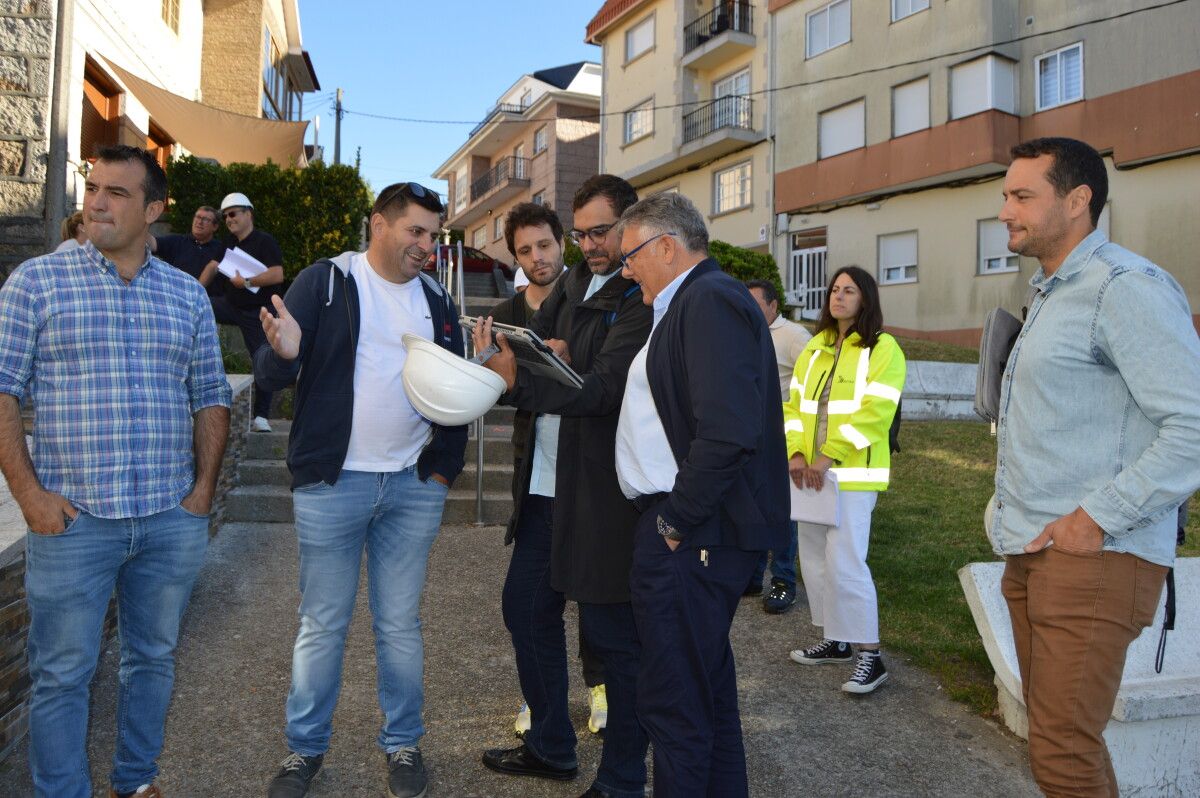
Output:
top-left (0, 0), bottom-right (55, 276)
top-left (784, 154), bottom-right (1200, 340)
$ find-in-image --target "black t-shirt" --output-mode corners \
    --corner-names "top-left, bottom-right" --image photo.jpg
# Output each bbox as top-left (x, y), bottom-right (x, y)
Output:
top-left (155, 234), bottom-right (226, 294)
top-left (224, 229), bottom-right (284, 310)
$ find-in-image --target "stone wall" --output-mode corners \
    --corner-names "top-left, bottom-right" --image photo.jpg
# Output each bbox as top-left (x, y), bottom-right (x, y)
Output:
top-left (201, 0), bottom-right (265, 117)
top-left (0, 0), bottom-right (55, 277)
top-left (0, 375), bottom-right (253, 763)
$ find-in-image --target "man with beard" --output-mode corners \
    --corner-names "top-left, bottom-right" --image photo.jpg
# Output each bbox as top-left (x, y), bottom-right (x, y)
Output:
top-left (474, 176), bottom-right (651, 798)
top-left (993, 137), bottom-right (1200, 796)
top-left (255, 182), bottom-right (467, 798)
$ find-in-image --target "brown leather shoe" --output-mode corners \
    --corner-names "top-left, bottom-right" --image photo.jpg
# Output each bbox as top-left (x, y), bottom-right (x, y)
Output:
top-left (108, 786), bottom-right (163, 798)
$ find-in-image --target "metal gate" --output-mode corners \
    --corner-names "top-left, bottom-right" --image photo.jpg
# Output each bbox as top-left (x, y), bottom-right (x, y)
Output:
top-left (788, 246), bottom-right (827, 320)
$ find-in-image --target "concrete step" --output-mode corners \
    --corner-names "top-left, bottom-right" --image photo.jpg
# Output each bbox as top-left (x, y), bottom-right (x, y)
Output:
top-left (484, 405), bottom-right (515, 423)
top-left (224, 485), bottom-right (291, 523)
top-left (238, 459), bottom-right (290, 486)
top-left (469, 423), bottom-right (514, 441)
top-left (463, 295), bottom-right (505, 317)
top-left (245, 428), bottom-right (290, 460)
top-left (441, 491), bottom-right (513, 525)
top-left (455, 464), bottom-right (514, 492)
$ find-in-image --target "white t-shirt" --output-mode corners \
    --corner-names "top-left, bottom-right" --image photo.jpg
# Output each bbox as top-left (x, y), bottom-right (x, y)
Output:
top-left (342, 252), bottom-right (435, 472)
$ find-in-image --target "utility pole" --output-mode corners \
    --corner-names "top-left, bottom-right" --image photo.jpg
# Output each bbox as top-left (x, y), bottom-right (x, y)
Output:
top-left (334, 87), bottom-right (344, 165)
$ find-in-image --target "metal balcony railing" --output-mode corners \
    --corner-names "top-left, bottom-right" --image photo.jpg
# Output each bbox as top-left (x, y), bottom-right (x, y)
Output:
top-left (682, 95), bottom-right (754, 144)
top-left (468, 103), bottom-right (527, 139)
top-left (683, 1), bottom-right (753, 53)
top-left (469, 156), bottom-right (530, 202)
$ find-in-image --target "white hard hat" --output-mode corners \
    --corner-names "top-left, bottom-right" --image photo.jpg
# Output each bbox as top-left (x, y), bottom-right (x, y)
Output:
top-left (401, 333), bottom-right (506, 426)
top-left (220, 192), bottom-right (253, 211)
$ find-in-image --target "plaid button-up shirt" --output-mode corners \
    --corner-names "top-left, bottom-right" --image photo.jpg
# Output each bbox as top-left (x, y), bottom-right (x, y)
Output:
top-left (0, 241), bottom-right (232, 519)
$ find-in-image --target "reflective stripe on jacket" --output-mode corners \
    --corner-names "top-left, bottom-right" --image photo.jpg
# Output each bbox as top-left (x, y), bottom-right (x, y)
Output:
top-left (783, 330), bottom-right (906, 491)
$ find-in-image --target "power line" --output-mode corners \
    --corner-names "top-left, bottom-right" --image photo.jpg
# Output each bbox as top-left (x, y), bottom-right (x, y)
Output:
top-left (342, 0), bottom-right (1191, 126)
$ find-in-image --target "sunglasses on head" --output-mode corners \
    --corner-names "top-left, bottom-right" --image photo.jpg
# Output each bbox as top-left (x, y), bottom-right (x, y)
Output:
top-left (377, 181), bottom-right (444, 213)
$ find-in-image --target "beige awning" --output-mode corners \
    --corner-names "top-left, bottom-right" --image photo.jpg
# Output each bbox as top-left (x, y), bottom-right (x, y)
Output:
top-left (102, 57), bottom-right (309, 167)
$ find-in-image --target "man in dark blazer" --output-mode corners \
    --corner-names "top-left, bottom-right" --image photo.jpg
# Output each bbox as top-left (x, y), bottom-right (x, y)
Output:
top-left (614, 192), bottom-right (789, 797)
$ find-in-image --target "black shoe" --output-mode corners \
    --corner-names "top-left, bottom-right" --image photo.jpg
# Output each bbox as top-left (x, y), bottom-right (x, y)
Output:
top-left (742, 581), bottom-right (764, 598)
top-left (580, 788), bottom-right (615, 797)
top-left (482, 744), bottom-right (578, 781)
top-left (842, 650), bottom-right (889, 694)
top-left (789, 639), bottom-right (853, 665)
top-left (387, 746), bottom-right (428, 798)
top-left (268, 752), bottom-right (323, 798)
top-left (762, 579), bottom-right (797, 614)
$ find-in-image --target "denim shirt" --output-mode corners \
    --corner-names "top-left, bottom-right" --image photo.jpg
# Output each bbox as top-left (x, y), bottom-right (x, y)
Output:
top-left (992, 230), bottom-right (1200, 567)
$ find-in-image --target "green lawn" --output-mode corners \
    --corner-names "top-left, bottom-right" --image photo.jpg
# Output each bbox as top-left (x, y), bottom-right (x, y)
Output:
top-left (892, 335), bottom-right (979, 364)
top-left (871, 421), bottom-right (1198, 716)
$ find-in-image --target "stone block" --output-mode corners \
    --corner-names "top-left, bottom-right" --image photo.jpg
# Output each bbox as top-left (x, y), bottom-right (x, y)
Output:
top-left (0, 1), bottom-right (51, 17)
top-left (24, 53), bottom-right (46, 94)
top-left (0, 94), bottom-right (44, 136)
top-left (0, 217), bottom-right (42, 243)
top-left (0, 53), bottom-right (26, 92)
top-left (0, 15), bottom-right (52, 54)
top-left (0, 181), bottom-right (42, 214)
top-left (0, 138), bottom-right (25, 175)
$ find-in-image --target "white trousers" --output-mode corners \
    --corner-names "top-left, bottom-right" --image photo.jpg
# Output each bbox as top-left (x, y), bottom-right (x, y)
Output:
top-left (795, 490), bottom-right (879, 644)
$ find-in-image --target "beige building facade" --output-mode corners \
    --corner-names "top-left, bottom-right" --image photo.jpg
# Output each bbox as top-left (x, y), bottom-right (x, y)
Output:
top-left (433, 63), bottom-right (601, 267)
top-left (769, 0), bottom-right (1200, 339)
top-left (586, 0), bottom-right (774, 253)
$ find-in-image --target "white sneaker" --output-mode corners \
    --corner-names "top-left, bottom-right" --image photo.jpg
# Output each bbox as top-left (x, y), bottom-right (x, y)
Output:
top-left (587, 684), bottom-right (607, 733)
top-left (514, 702), bottom-right (531, 736)
top-left (252, 416), bottom-right (272, 432)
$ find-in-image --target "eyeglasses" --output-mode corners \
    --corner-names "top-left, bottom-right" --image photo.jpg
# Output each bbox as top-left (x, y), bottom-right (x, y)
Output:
top-left (194, 214), bottom-right (217, 225)
top-left (376, 181), bottom-right (444, 214)
top-left (223, 208), bottom-right (244, 220)
top-left (619, 231), bottom-right (676, 268)
top-left (568, 224), bottom-right (615, 245)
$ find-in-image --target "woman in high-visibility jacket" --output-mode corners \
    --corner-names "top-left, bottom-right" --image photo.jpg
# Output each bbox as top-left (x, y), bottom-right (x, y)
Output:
top-left (782, 265), bottom-right (905, 695)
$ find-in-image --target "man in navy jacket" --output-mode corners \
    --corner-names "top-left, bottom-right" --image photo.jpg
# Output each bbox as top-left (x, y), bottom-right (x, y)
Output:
top-left (254, 183), bottom-right (466, 798)
top-left (614, 192), bottom-right (789, 796)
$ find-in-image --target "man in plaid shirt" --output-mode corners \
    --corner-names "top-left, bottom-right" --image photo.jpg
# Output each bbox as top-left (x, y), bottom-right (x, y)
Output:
top-left (0, 145), bottom-right (231, 798)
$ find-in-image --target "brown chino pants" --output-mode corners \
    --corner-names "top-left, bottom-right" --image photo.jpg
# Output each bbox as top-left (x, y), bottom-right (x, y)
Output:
top-left (1002, 548), bottom-right (1167, 798)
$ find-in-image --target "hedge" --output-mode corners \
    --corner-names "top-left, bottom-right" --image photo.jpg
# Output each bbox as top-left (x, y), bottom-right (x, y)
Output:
top-left (164, 156), bottom-right (373, 281)
top-left (709, 239), bottom-right (786, 307)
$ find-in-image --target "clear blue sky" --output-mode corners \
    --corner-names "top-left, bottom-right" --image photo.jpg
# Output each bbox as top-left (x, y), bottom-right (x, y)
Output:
top-left (300, 1), bottom-right (600, 199)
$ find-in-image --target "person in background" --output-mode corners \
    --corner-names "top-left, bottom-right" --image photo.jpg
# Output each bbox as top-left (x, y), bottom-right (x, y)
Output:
top-left (199, 192), bottom-right (285, 432)
top-left (785, 266), bottom-right (905, 696)
top-left (53, 211), bottom-right (86, 252)
top-left (149, 205), bottom-right (225, 297)
top-left (745, 278), bottom-right (812, 613)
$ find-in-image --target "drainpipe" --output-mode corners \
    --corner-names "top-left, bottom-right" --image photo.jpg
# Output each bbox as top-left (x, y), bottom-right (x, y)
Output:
top-left (44, 0), bottom-right (74, 250)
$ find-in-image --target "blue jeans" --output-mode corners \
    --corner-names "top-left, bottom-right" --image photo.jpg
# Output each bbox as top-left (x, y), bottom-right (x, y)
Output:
top-left (750, 520), bottom-right (798, 589)
top-left (284, 468), bottom-right (447, 755)
top-left (25, 504), bottom-right (209, 798)
top-left (501, 495), bottom-right (576, 768)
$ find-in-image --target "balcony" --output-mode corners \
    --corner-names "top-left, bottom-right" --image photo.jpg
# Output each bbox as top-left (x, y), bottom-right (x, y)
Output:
top-left (469, 103), bottom-right (527, 139)
top-left (462, 103), bottom-right (530, 158)
top-left (681, 1), bottom-right (754, 71)
top-left (450, 156), bottom-right (531, 228)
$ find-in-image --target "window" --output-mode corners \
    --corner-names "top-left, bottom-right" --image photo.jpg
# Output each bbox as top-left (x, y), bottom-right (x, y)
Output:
top-left (950, 55), bottom-right (1016, 119)
top-left (818, 99), bottom-right (865, 159)
top-left (514, 143), bottom-right (526, 179)
top-left (713, 68), bottom-right (752, 130)
top-left (806, 0), bottom-right (850, 58)
top-left (1036, 42), bottom-right (1083, 111)
top-left (473, 226), bottom-right (487, 249)
top-left (454, 164), bottom-right (468, 213)
top-left (625, 15), bottom-right (655, 62)
top-left (533, 126), bottom-right (547, 154)
top-left (519, 89), bottom-right (532, 109)
top-left (532, 191), bottom-right (545, 206)
top-left (978, 219), bottom-right (1019, 274)
top-left (161, 0), bottom-right (180, 33)
top-left (494, 216), bottom-right (504, 241)
top-left (713, 161), bottom-right (752, 214)
top-left (878, 231), bottom-right (918, 284)
top-left (624, 99), bottom-right (654, 144)
top-left (891, 77), bottom-right (929, 137)
top-left (891, 0), bottom-right (928, 22)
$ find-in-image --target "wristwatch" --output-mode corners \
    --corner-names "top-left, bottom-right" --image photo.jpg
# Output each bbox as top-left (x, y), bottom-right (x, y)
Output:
top-left (657, 514), bottom-right (684, 541)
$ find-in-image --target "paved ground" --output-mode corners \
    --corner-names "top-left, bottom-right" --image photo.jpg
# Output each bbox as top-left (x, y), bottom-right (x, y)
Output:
top-left (0, 519), bottom-right (1039, 797)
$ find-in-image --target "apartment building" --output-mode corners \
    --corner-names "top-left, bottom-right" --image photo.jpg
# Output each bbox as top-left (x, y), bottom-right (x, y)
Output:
top-left (586, 0), bottom-right (773, 253)
top-left (770, 0), bottom-right (1200, 338)
top-left (434, 62), bottom-right (601, 266)
top-left (0, 0), bottom-right (318, 275)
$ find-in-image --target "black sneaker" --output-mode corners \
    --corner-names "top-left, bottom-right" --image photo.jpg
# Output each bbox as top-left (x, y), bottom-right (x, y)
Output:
top-left (762, 579), bottom-right (797, 614)
top-left (387, 746), bottom-right (428, 798)
top-left (789, 639), bottom-right (853, 665)
top-left (842, 650), bottom-right (889, 694)
top-left (268, 752), bottom-right (323, 798)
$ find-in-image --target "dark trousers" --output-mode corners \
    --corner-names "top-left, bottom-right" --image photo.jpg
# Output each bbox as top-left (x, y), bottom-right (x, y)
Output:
top-left (212, 295), bottom-right (272, 418)
top-left (578, 601), bottom-right (648, 798)
top-left (501, 496), bottom-right (576, 767)
top-left (750, 519), bottom-right (798, 589)
top-left (630, 505), bottom-right (759, 798)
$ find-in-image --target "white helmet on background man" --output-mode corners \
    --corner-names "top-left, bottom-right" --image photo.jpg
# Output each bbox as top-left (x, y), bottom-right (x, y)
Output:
top-left (401, 334), bottom-right (505, 426)
top-left (220, 192), bottom-right (254, 211)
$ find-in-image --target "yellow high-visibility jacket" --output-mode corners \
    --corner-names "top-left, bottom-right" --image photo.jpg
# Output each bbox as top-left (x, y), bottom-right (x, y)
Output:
top-left (783, 330), bottom-right (906, 491)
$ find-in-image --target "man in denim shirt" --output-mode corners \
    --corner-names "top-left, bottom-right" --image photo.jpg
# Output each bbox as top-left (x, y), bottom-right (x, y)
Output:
top-left (992, 137), bottom-right (1200, 797)
top-left (0, 146), bottom-right (232, 798)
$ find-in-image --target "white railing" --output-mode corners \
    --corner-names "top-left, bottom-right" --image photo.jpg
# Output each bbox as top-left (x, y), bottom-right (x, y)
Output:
top-left (787, 245), bottom-right (827, 320)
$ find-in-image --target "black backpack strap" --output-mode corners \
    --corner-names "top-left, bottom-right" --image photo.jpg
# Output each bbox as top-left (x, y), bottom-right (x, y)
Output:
top-left (1155, 567), bottom-right (1176, 674)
